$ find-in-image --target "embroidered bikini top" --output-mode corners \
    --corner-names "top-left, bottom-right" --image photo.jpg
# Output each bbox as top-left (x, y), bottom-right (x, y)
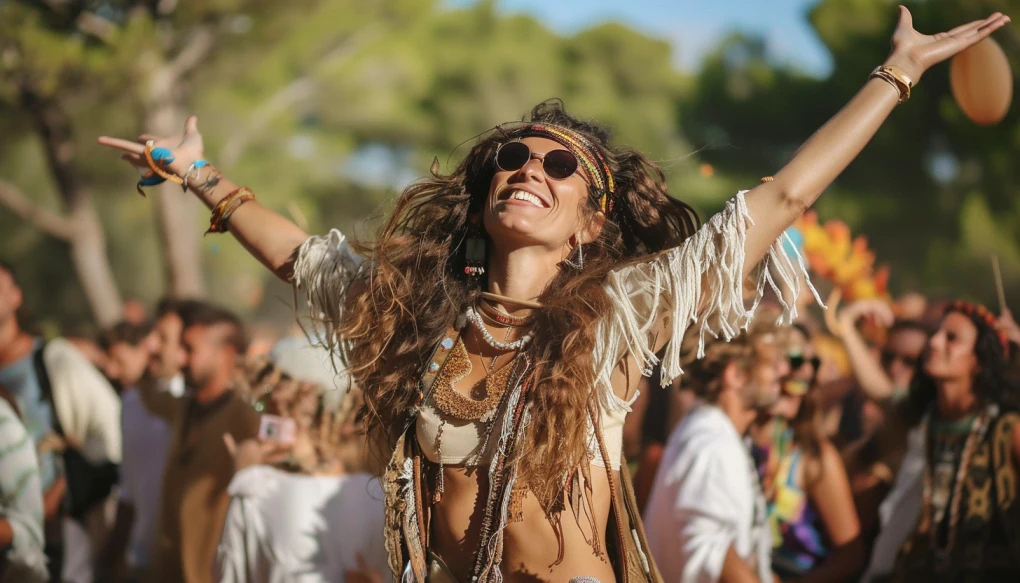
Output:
top-left (414, 336), bottom-right (630, 470)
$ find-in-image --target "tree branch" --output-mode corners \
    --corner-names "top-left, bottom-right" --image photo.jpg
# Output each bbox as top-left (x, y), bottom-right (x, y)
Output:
top-left (218, 78), bottom-right (314, 168)
top-left (0, 180), bottom-right (74, 240)
top-left (166, 25), bottom-right (216, 81)
top-left (76, 11), bottom-right (118, 43)
top-left (218, 27), bottom-right (380, 168)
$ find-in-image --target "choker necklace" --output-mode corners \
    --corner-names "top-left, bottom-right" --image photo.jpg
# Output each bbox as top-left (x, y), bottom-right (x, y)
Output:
top-left (477, 298), bottom-right (531, 327)
top-left (466, 306), bottom-right (533, 351)
top-left (480, 291), bottom-right (544, 310)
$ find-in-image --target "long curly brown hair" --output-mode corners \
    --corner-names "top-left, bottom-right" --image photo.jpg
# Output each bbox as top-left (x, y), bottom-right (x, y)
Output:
top-left (339, 100), bottom-right (699, 512)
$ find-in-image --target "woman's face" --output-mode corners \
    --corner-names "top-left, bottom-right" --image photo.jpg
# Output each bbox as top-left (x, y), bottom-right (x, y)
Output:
top-left (484, 136), bottom-right (601, 254)
top-left (924, 312), bottom-right (979, 382)
top-left (770, 328), bottom-right (814, 419)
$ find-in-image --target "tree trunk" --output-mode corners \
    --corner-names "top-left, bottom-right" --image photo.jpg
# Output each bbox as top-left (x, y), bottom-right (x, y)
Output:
top-left (21, 89), bottom-right (125, 327)
top-left (143, 66), bottom-right (207, 299)
top-left (67, 195), bottom-right (125, 327)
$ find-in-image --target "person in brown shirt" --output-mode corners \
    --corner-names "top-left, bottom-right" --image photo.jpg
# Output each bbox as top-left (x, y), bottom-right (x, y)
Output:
top-left (141, 303), bottom-right (260, 583)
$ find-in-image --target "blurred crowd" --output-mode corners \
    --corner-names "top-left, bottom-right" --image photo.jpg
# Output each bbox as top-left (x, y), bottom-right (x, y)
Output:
top-left (2, 253), bottom-right (1019, 583)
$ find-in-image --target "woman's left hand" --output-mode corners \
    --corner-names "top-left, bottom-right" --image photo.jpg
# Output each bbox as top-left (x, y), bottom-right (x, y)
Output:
top-left (885, 6), bottom-right (1010, 83)
top-left (223, 434), bottom-right (293, 472)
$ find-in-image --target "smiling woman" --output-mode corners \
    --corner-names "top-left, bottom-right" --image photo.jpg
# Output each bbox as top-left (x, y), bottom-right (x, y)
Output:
top-left (97, 7), bottom-right (1010, 582)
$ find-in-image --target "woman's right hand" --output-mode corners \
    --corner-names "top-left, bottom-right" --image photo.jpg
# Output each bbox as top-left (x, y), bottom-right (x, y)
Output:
top-left (838, 298), bottom-right (895, 330)
top-left (97, 116), bottom-right (205, 179)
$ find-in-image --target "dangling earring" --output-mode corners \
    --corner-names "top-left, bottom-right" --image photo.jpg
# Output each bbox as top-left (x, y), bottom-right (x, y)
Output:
top-left (464, 214), bottom-right (487, 277)
top-left (564, 235), bottom-right (585, 271)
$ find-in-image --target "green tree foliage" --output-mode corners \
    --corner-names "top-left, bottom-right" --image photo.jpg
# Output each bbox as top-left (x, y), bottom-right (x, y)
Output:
top-left (3, 0), bottom-right (1015, 331)
top-left (0, 0), bottom-right (698, 331)
top-left (679, 0), bottom-right (1020, 304)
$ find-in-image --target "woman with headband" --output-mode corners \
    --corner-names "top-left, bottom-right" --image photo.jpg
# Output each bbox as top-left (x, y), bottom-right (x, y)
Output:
top-left (884, 301), bottom-right (1020, 582)
top-left (99, 8), bottom-right (1008, 583)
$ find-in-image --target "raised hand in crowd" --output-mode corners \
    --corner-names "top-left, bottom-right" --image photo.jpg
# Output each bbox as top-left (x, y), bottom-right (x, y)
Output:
top-left (828, 294), bottom-right (899, 402)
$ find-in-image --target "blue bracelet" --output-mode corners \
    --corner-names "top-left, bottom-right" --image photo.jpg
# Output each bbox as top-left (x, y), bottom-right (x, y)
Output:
top-left (136, 172), bottom-right (166, 197)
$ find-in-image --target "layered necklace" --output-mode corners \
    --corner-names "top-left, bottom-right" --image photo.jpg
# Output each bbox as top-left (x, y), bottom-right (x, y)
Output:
top-left (428, 297), bottom-right (538, 500)
top-left (465, 292), bottom-right (537, 352)
top-left (434, 296), bottom-right (537, 420)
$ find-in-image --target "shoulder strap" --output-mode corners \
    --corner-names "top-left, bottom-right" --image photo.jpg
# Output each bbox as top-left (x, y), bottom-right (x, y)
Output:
top-left (31, 340), bottom-right (64, 436)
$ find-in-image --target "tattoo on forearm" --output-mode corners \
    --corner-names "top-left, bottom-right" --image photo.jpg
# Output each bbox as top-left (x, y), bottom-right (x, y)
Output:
top-left (198, 172), bottom-right (222, 196)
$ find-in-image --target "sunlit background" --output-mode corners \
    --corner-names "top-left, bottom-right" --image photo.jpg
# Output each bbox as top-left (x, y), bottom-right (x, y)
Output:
top-left (0, 0), bottom-right (1016, 334)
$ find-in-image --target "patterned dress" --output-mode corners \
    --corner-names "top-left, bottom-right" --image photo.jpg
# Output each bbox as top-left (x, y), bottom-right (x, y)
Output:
top-left (892, 411), bottom-right (1020, 582)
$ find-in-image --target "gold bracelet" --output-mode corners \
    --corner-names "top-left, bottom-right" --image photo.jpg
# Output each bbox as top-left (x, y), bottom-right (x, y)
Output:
top-left (212, 193), bottom-right (255, 234)
top-left (207, 187), bottom-right (254, 234)
top-left (209, 186), bottom-right (251, 217)
top-left (869, 65), bottom-right (912, 104)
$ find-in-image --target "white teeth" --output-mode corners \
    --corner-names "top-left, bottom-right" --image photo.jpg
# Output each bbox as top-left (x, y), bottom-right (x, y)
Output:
top-left (508, 190), bottom-right (544, 207)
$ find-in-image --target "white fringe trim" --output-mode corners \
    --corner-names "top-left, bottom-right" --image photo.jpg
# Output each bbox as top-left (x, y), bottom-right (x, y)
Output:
top-left (292, 228), bottom-right (364, 356)
top-left (596, 191), bottom-right (819, 410)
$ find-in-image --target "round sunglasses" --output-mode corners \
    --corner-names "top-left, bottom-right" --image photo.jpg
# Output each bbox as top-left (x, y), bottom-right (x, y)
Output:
top-left (788, 354), bottom-right (821, 372)
top-left (495, 141), bottom-right (579, 180)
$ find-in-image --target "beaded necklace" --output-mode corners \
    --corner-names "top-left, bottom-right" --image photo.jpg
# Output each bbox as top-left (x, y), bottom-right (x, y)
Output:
top-left (466, 306), bottom-right (533, 351)
top-left (477, 297), bottom-right (532, 327)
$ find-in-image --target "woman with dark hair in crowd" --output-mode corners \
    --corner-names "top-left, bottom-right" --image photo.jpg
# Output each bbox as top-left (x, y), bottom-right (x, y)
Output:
top-left (751, 325), bottom-right (864, 583)
top-left (99, 9), bottom-right (1007, 583)
top-left (887, 301), bottom-right (1020, 581)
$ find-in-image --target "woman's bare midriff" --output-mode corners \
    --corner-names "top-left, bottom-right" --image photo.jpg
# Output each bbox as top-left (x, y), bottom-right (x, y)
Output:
top-left (430, 464), bottom-right (619, 583)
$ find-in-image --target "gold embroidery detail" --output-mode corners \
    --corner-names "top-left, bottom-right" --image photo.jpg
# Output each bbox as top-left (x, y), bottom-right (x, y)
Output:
top-left (509, 483), bottom-right (528, 523)
top-left (993, 414), bottom-right (1018, 510)
top-left (967, 471), bottom-right (991, 520)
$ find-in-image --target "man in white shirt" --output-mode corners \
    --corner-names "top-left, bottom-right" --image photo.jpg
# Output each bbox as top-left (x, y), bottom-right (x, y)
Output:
top-left (215, 340), bottom-right (385, 583)
top-left (644, 314), bottom-right (789, 583)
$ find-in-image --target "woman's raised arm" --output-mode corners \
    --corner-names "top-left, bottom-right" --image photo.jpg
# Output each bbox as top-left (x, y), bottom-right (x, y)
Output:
top-left (99, 117), bottom-right (309, 281)
top-left (741, 7), bottom-right (1009, 274)
top-left (599, 8), bottom-right (1008, 394)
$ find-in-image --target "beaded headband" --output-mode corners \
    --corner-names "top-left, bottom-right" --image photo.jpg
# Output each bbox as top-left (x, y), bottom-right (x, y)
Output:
top-left (512, 123), bottom-right (616, 214)
top-left (945, 300), bottom-right (1009, 354)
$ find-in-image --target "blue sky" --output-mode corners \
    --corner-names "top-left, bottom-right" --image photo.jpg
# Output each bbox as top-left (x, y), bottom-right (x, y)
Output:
top-left (446, 0), bottom-right (833, 75)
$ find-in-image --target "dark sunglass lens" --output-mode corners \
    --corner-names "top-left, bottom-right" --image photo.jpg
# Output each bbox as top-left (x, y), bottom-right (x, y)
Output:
top-left (880, 350), bottom-right (894, 367)
top-left (543, 149), bottom-right (578, 180)
top-left (810, 357), bottom-right (821, 370)
top-left (788, 355), bottom-right (805, 369)
top-left (496, 142), bottom-right (530, 172)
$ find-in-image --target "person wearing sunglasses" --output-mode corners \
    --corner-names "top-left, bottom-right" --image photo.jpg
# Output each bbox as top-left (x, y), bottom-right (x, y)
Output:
top-left (97, 8), bottom-right (1008, 583)
top-left (883, 302), bottom-right (1020, 582)
top-left (749, 325), bottom-right (864, 583)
